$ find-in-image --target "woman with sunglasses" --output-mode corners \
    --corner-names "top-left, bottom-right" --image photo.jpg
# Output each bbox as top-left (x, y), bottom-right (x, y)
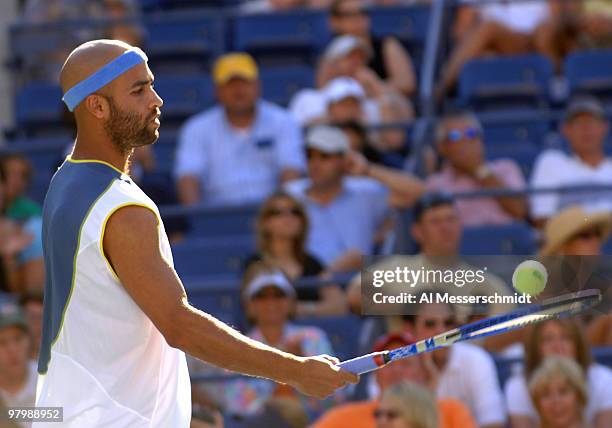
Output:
top-left (224, 263), bottom-right (340, 418)
top-left (244, 192), bottom-right (347, 317)
top-left (505, 318), bottom-right (612, 428)
top-left (375, 381), bottom-right (439, 428)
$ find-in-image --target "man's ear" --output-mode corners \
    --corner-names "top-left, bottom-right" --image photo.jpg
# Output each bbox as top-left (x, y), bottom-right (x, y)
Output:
top-left (84, 94), bottom-right (109, 119)
top-left (411, 222), bottom-right (423, 244)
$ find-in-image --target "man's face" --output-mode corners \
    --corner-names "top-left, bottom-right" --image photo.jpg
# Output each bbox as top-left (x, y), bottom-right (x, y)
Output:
top-left (328, 96), bottom-right (363, 123)
top-left (103, 62), bottom-right (163, 155)
top-left (561, 226), bottom-right (604, 256)
top-left (216, 77), bottom-right (259, 116)
top-left (410, 303), bottom-right (455, 363)
top-left (438, 117), bottom-right (484, 169)
top-left (563, 113), bottom-right (609, 158)
top-left (330, 0), bottom-right (370, 37)
top-left (0, 326), bottom-right (30, 376)
top-left (306, 148), bottom-right (345, 188)
top-left (412, 205), bottom-right (462, 256)
top-left (2, 158), bottom-right (31, 201)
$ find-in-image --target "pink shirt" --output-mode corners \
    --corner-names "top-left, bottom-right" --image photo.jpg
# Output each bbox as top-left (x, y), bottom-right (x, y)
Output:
top-left (426, 159), bottom-right (526, 226)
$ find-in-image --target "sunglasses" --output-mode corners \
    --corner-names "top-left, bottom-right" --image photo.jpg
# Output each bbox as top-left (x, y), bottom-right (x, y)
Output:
top-left (252, 288), bottom-right (287, 300)
top-left (572, 228), bottom-right (603, 241)
top-left (266, 207), bottom-right (301, 217)
top-left (423, 317), bottom-right (455, 329)
top-left (446, 127), bottom-right (482, 142)
top-left (373, 409), bottom-right (400, 420)
top-left (306, 149), bottom-right (343, 160)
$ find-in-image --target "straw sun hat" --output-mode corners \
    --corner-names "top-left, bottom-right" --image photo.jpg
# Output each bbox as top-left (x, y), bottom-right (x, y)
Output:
top-left (540, 206), bottom-right (612, 256)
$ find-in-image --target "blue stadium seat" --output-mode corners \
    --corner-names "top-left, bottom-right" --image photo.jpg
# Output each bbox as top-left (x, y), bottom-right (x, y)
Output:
top-left (368, 5), bottom-right (430, 70)
top-left (480, 113), bottom-right (551, 146)
top-left (565, 50), bottom-right (612, 102)
top-left (458, 55), bottom-right (554, 111)
top-left (172, 235), bottom-right (255, 279)
top-left (232, 11), bottom-right (330, 65)
top-left (152, 132), bottom-right (177, 174)
top-left (153, 74), bottom-right (213, 120)
top-left (15, 82), bottom-right (65, 133)
top-left (294, 315), bottom-right (364, 362)
top-left (460, 223), bottom-right (537, 255)
top-left (188, 204), bottom-right (259, 237)
top-left (144, 12), bottom-right (225, 72)
top-left (485, 141), bottom-right (540, 178)
top-left (185, 280), bottom-right (242, 326)
top-left (260, 65), bottom-right (315, 106)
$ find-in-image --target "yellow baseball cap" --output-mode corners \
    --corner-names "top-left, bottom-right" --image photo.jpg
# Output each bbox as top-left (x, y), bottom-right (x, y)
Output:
top-left (213, 53), bottom-right (258, 85)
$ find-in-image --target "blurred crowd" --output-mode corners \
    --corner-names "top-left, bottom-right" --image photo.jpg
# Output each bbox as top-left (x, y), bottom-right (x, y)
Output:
top-left (2, 0), bottom-right (612, 428)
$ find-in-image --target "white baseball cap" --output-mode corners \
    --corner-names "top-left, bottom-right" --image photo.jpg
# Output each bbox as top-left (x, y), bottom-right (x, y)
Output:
top-left (324, 35), bottom-right (370, 61)
top-left (243, 271), bottom-right (296, 300)
top-left (305, 125), bottom-right (350, 154)
top-left (324, 77), bottom-right (366, 105)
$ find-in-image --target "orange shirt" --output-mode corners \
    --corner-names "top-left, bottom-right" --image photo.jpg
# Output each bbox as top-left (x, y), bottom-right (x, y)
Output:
top-left (311, 398), bottom-right (476, 428)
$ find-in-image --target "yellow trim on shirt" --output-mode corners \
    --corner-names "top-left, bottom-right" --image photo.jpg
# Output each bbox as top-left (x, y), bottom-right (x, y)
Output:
top-left (66, 156), bottom-right (125, 175)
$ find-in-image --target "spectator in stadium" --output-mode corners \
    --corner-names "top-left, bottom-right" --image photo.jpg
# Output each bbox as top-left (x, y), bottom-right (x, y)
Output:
top-left (0, 155), bottom-right (41, 221)
top-left (530, 96), bottom-right (612, 225)
top-left (175, 53), bottom-right (305, 207)
top-left (0, 165), bottom-right (45, 295)
top-left (224, 264), bottom-right (338, 417)
top-left (311, 331), bottom-right (477, 428)
top-left (505, 318), bottom-right (612, 428)
top-left (539, 205), bottom-right (611, 257)
top-left (375, 382), bottom-right (440, 428)
top-left (441, 0), bottom-right (551, 93)
top-left (528, 357), bottom-right (589, 428)
top-left (346, 192), bottom-right (512, 322)
top-left (244, 191), bottom-right (348, 317)
top-left (285, 125), bottom-right (424, 272)
top-left (22, 0), bottom-right (143, 82)
top-left (240, 0), bottom-right (330, 13)
top-left (0, 301), bottom-right (37, 418)
top-left (18, 291), bottom-right (43, 361)
top-left (327, 0), bottom-right (416, 97)
top-left (403, 299), bottom-right (507, 428)
top-left (427, 112), bottom-right (528, 226)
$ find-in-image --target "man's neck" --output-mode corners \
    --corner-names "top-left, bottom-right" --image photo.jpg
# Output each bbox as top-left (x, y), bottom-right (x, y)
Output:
top-left (225, 109), bottom-right (256, 130)
top-left (71, 136), bottom-right (131, 174)
top-left (307, 181), bottom-right (343, 205)
top-left (259, 324), bottom-right (285, 346)
top-left (577, 151), bottom-right (605, 168)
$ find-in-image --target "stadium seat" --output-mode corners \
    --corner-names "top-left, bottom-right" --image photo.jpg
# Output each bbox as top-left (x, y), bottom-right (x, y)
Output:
top-left (565, 50), bottom-right (612, 102)
top-left (232, 11), bottom-right (330, 65)
top-left (15, 82), bottom-right (65, 134)
top-left (144, 11), bottom-right (225, 72)
top-left (185, 279), bottom-right (242, 326)
top-left (458, 55), bottom-right (554, 111)
top-left (259, 65), bottom-right (315, 106)
top-left (460, 223), bottom-right (537, 255)
top-left (295, 314), bottom-right (364, 362)
top-left (153, 74), bottom-right (213, 120)
top-left (188, 204), bottom-right (259, 237)
top-left (368, 4), bottom-right (430, 70)
top-left (485, 141), bottom-right (540, 178)
top-left (171, 235), bottom-right (255, 279)
top-left (480, 112), bottom-right (551, 146)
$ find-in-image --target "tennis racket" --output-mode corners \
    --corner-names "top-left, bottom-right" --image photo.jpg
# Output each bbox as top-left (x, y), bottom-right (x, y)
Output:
top-left (338, 289), bottom-right (602, 374)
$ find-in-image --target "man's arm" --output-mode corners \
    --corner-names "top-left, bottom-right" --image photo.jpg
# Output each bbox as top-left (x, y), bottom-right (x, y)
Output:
top-left (346, 152), bottom-right (425, 208)
top-left (103, 206), bottom-right (358, 398)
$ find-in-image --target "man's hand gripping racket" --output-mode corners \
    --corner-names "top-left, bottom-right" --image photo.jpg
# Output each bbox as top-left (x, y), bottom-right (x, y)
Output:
top-left (338, 289), bottom-right (602, 374)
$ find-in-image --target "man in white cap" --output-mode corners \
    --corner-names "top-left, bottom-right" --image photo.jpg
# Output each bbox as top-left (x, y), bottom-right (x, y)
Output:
top-left (37, 40), bottom-right (357, 427)
top-left (285, 125), bottom-right (423, 272)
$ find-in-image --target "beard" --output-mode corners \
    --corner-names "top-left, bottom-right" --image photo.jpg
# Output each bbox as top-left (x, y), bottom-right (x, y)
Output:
top-left (103, 96), bottom-right (158, 156)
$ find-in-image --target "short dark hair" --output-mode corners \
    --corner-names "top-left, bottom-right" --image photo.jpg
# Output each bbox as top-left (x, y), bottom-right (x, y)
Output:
top-left (402, 289), bottom-right (456, 325)
top-left (413, 192), bottom-right (455, 223)
top-left (330, 0), bottom-right (358, 16)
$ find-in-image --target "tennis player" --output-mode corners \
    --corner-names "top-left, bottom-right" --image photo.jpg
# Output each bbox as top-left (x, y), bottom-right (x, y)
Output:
top-left (33, 39), bottom-right (358, 427)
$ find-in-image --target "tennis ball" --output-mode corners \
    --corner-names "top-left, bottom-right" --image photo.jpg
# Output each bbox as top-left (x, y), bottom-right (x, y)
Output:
top-left (512, 260), bottom-right (548, 297)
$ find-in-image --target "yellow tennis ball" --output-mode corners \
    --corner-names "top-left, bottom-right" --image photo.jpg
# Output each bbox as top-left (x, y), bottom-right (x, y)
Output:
top-left (512, 260), bottom-right (548, 297)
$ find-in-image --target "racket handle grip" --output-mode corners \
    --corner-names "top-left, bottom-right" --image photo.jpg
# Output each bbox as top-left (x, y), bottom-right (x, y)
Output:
top-left (337, 351), bottom-right (387, 375)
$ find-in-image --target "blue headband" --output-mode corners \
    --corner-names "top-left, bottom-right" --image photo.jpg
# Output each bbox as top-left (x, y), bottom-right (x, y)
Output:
top-left (62, 48), bottom-right (148, 112)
